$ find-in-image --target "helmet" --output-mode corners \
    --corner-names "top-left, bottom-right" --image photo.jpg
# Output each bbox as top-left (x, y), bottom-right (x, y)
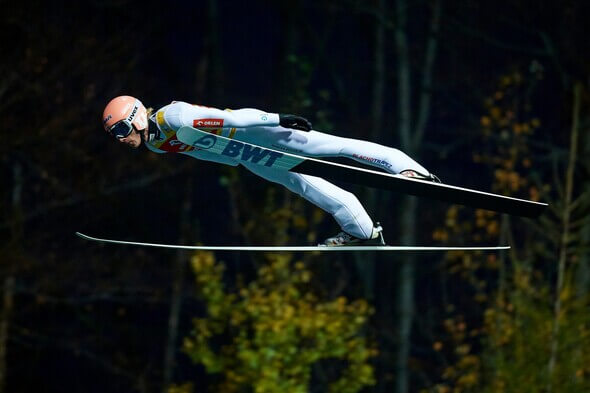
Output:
top-left (102, 96), bottom-right (148, 138)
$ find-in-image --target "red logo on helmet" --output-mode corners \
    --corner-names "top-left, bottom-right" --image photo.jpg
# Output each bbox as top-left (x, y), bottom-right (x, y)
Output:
top-left (193, 118), bottom-right (224, 128)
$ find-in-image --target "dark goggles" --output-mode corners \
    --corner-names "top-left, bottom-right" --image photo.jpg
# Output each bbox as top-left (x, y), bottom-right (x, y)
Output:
top-left (108, 120), bottom-right (134, 139)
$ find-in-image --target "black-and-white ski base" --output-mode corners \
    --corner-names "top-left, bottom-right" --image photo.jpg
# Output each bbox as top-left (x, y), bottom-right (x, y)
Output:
top-left (76, 232), bottom-right (509, 252)
top-left (176, 127), bottom-right (547, 218)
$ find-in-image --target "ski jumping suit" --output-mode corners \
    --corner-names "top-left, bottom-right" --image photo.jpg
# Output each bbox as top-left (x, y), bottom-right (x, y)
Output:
top-left (145, 101), bottom-right (429, 239)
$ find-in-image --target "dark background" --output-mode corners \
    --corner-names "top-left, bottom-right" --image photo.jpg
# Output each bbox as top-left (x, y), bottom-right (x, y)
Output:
top-left (2, 0), bottom-right (589, 392)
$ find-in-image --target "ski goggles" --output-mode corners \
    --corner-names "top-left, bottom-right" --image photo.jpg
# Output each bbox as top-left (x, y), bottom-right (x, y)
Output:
top-left (107, 99), bottom-right (142, 138)
top-left (108, 119), bottom-right (134, 139)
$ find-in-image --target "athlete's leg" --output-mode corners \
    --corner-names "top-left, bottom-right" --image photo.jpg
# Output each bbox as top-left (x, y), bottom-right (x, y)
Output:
top-left (237, 127), bottom-right (428, 175)
top-left (240, 162), bottom-right (375, 239)
top-left (303, 130), bottom-right (429, 174)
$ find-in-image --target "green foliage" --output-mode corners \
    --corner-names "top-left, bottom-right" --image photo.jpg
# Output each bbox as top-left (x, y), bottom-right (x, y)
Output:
top-left (182, 251), bottom-right (376, 393)
top-left (481, 275), bottom-right (590, 392)
top-left (182, 136), bottom-right (377, 392)
top-left (427, 70), bottom-right (590, 393)
top-left (431, 274), bottom-right (590, 393)
top-left (168, 382), bottom-right (194, 393)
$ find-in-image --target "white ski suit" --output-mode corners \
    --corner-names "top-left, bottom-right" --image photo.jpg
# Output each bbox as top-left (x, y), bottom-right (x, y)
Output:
top-left (145, 101), bottom-right (429, 239)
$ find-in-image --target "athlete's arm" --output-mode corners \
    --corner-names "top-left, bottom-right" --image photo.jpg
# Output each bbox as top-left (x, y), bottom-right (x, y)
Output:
top-left (167, 101), bottom-right (312, 131)
top-left (172, 102), bottom-right (279, 129)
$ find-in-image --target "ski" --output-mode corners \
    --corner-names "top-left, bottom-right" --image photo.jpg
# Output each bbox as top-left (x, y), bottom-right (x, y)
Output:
top-left (76, 232), bottom-right (509, 252)
top-left (176, 127), bottom-right (547, 218)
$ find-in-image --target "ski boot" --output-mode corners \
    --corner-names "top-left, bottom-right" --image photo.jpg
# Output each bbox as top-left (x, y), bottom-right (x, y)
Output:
top-left (321, 223), bottom-right (385, 247)
top-left (400, 169), bottom-right (441, 183)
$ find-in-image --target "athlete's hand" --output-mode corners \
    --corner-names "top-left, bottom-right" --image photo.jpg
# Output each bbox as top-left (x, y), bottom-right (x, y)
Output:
top-left (279, 114), bottom-right (312, 131)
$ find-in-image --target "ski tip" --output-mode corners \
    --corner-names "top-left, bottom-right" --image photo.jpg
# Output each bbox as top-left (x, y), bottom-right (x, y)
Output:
top-left (75, 232), bottom-right (91, 240)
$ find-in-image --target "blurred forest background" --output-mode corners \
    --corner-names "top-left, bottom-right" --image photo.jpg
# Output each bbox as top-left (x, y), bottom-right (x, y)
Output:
top-left (2, 0), bottom-right (590, 392)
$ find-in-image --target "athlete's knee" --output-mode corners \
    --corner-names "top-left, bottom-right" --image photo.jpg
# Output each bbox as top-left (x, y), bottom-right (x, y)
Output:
top-left (328, 190), bottom-right (363, 214)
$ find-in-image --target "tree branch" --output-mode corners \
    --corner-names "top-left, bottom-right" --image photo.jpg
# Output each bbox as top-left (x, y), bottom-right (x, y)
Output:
top-left (447, 18), bottom-right (550, 56)
top-left (0, 167), bottom-right (187, 230)
top-left (547, 82), bottom-right (582, 392)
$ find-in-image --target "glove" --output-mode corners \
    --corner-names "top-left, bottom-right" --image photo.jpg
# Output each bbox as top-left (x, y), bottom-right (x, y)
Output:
top-left (279, 114), bottom-right (312, 131)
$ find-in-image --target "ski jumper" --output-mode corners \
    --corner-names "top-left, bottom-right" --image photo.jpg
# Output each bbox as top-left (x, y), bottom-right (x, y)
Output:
top-left (145, 101), bottom-right (429, 239)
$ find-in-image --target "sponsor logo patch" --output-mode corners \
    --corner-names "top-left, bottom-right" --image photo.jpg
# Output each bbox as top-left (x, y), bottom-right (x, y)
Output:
top-left (193, 118), bottom-right (224, 128)
top-left (127, 106), bottom-right (138, 121)
top-left (352, 154), bottom-right (392, 169)
top-left (189, 134), bottom-right (284, 167)
top-left (221, 141), bottom-right (283, 166)
top-left (158, 136), bottom-right (194, 153)
top-left (192, 134), bottom-right (217, 150)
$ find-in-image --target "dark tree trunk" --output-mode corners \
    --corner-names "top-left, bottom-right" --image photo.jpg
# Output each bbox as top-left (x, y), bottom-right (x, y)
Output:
top-left (355, 0), bottom-right (387, 301)
top-left (394, 1), bottom-right (441, 392)
top-left (0, 161), bottom-right (23, 393)
top-left (163, 179), bottom-right (193, 391)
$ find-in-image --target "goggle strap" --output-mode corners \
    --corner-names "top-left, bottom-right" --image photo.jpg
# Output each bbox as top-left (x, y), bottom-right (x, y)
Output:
top-left (126, 99), bottom-right (140, 123)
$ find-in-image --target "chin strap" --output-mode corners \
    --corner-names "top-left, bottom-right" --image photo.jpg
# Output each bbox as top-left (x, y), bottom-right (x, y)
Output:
top-left (143, 118), bottom-right (160, 143)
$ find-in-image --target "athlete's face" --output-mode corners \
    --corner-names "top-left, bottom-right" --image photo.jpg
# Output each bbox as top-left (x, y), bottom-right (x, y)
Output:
top-left (117, 126), bottom-right (144, 149)
top-left (113, 112), bottom-right (149, 149)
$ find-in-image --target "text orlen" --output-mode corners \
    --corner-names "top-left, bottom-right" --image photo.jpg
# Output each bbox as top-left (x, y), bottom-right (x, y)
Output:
top-left (193, 118), bottom-right (224, 128)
